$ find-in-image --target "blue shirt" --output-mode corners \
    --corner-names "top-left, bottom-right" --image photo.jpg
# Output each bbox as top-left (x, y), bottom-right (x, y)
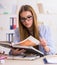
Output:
top-left (13, 24), bottom-right (56, 55)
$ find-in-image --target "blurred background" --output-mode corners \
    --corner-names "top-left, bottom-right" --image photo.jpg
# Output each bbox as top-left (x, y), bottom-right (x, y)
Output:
top-left (0, 0), bottom-right (57, 53)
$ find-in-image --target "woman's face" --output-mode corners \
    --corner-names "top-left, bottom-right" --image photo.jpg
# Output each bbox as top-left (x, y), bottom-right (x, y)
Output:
top-left (20, 11), bottom-right (33, 29)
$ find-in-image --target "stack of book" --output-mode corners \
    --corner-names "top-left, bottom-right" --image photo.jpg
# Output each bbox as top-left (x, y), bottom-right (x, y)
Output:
top-left (0, 36), bottom-right (44, 60)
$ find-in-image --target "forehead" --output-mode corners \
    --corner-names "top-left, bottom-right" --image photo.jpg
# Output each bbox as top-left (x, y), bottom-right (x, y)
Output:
top-left (20, 11), bottom-right (32, 17)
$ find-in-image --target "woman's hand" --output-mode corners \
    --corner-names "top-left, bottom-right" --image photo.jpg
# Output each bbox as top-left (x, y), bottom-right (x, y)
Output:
top-left (39, 38), bottom-right (50, 52)
top-left (39, 37), bottom-right (47, 47)
top-left (11, 48), bottom-right (26, 56)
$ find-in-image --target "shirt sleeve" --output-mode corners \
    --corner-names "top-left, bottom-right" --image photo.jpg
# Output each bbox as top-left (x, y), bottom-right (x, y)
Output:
top-left (13, 28), bottom-right (20, 43)
top-left (39, 24), bottom-right (56, 55)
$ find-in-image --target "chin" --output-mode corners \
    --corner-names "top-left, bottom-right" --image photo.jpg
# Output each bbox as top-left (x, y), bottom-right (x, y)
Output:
top-left (26, 26), bottom-right (31, 28)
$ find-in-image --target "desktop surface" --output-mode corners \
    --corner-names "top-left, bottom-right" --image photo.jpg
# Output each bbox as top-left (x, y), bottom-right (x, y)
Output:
top-left (0, 55), bottom-right (57, 65)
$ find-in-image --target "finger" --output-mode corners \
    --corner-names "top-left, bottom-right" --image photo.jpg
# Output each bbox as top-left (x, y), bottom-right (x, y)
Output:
top-left (19, 49), bottom-right (26, 52)
top-left (15, 49), bottom-right (19, 51)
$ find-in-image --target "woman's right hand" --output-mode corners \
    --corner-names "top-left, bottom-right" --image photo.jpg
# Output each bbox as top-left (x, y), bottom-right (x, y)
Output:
top-left (11, 48), bottom-right (26, 56)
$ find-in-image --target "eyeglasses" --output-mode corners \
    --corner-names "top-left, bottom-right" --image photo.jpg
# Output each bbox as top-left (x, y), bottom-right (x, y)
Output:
top-left (20, 15), bottom-right (33, 22)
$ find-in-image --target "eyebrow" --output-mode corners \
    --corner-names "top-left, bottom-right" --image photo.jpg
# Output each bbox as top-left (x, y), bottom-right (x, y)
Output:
top-left (20, 15), bottom-right (32, 18)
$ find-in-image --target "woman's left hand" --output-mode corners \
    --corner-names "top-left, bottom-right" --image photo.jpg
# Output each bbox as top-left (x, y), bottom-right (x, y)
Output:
top-left (39, 37), bottom-right (47, 47)
top-left (39, 37), bottom-right (50, 52)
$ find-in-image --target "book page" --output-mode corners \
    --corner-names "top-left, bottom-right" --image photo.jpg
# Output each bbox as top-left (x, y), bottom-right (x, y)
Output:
top-left (14, 36), bottom-right (40, 46)
top-left (7, 55), bottom-right (40, 60)
top-left (20, 36), bottom-right (40, 44)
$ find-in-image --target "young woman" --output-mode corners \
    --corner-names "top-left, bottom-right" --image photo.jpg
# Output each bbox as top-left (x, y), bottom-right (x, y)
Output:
top-left (9, 5), bottom-right (56, 55)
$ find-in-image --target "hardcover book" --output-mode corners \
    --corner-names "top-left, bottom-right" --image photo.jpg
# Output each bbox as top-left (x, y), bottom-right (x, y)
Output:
top-left (0, 36), bottom-right (44, 57)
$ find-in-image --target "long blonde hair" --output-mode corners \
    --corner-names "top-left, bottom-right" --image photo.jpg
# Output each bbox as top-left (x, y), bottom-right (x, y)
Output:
top-left (18, 5), bottom-right (40, 41)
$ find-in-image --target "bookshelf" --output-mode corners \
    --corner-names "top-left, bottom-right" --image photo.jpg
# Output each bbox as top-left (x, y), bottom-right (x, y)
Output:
top-left (0, 14), bottom-right (17, 42)
top-left (0, 0), bottom-right (17, 42)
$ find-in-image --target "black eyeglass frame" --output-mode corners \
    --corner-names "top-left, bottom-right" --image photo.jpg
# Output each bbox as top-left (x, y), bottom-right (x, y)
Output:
top-left (20, 15), bottom-right (33, 22)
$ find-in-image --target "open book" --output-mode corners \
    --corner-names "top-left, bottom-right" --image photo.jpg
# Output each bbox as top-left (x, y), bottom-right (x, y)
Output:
top-left (0, 36), bottom-right (44, 57)
top-left (7, 55), bottom-right (40, 60)
top-left (0, 54), bottom-right (40, 61)
top-left (12, 35), bottom-right (40, 46)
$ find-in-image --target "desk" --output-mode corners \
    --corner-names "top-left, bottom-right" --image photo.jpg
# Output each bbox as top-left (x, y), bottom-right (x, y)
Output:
top-left (0, 55), bottom-right (57, 65)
